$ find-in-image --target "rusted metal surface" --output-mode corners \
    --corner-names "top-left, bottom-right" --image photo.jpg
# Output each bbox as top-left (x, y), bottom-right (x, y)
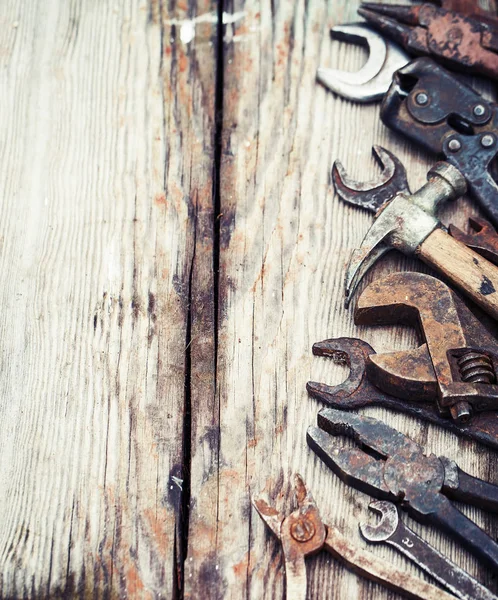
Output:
top-left (332, 145), bottom-right (411, 214)
top-left (307, 408), bottom-right (498, 570)
top-left (355, 272), bottom-right (498, 420)
top-left (359, 3), bottom-right (498, 80)
top-left (253, 475), bottom-right (457, 600)
top-left (306, 337), bottom-right (498, 450)
top-left (360, 501), bottom-right (498, 600)
top-left (381, 58), bottom-right (498, 225)
top-left (332, 149), bottom-right (467, 304)
top-left (449, 216), bottom-right (498, 265)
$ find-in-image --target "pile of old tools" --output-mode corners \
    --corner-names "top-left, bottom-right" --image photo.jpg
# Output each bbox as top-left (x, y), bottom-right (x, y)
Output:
top-left (253, 2), bottom-right (498, 599)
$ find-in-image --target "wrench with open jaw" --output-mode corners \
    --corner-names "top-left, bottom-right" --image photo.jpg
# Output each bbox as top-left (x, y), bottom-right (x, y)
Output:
top-left (360, 500), bottom-right (498, 600)
top-left (306, 336), bottom-right (498, 451)
top-left (307, 407), bottom-right (498, 571)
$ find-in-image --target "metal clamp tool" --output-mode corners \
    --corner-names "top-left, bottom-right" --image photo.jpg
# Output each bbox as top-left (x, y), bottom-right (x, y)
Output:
top-left (307, 408), bottom-right (498, 571)
top-left (253, 474), bottom-right (456, 600)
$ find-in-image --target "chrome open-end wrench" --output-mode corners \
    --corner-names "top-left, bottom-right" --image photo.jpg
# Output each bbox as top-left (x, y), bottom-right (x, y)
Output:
top-left (360, 501), bottom-right (497, 600)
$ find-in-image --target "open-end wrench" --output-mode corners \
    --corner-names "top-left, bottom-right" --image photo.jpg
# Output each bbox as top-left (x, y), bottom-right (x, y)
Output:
top-left (317, 24), bottom-right (410, 102)
top-left (360, 500), bottom-right (498, 600)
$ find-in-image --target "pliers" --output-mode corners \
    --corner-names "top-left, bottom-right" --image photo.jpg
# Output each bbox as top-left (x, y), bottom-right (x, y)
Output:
top-left (358, 2), bottom-right (498, 79)
top-left (307, 408), bottom-right (498, 571)
top-left (252, 474), bottom-right (456, 600)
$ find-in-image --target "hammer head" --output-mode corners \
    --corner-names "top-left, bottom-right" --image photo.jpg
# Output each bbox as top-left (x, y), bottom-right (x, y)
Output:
top-left (335, 152), bottom-right (467, 307)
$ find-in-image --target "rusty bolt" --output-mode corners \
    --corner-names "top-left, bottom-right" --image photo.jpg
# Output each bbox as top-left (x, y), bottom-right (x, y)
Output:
top-left (448, 139), bottom-right (462, 152)
top-left (290, 518), bottom-right (315, 542)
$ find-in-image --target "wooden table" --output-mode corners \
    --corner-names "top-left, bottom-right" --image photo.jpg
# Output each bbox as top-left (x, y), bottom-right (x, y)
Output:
top-left (0, 1), bottom-right (497, 597)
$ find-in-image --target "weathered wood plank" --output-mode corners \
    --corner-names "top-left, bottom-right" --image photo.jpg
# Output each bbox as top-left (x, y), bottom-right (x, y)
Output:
top-left (185, 0), bottom-right (498, 598)
top-left (0, 0), bottom-right (217, 596)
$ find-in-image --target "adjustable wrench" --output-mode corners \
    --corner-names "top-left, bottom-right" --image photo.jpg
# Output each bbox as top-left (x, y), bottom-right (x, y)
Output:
top-left (360, 501), bottom-right (498, 600)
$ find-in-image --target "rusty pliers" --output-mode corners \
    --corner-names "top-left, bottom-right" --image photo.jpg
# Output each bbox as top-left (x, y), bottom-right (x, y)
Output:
top-left (359, 2), bottom-right (498, 79)
top-left (307, 408), bottom-right (498, 571)
top-left (252, 474), bottom-right (456, 600)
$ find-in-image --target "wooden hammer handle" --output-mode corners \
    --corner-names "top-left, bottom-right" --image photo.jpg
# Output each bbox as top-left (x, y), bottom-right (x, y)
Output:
top-left (418, 228), bottom-right (498, 320)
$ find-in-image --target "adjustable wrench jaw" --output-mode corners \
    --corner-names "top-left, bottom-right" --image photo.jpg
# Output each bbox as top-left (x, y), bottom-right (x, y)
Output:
top-left (356, 272), bottom-right (498, 421)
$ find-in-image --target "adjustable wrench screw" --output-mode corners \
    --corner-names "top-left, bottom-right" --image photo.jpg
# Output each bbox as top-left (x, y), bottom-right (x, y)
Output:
top-left (448, 139), bottom-right (461, 152)
top-left (415, 92), bottom-right (429, 106)
top-left (473, 104), bottom-right (486, 117)
top-left (290, 518), bottom-right (315, 543)
top-left (457, 351), bottom-right (495, 384)
top-left (449, 401), bottom-right (472, 423)
top-left (481, 134), bottom-right (495, 148)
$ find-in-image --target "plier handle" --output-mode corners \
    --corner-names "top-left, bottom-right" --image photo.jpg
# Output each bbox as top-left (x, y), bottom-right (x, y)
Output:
top-left (359, 2), bottom-right (498, 79)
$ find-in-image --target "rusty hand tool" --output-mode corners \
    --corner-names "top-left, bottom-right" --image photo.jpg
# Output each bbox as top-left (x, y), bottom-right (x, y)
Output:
top-left (317, 24), bottom-right (410, 102)
top-left (252, 473), bottom-right (457, 600)
top-left (450, 217), bottom-right (498, 265)
top-left (360, 500), bottom-right (498, 600)
top-left (307, 337), bottom-right (498, 450)
top-left (358, 3), bottom-right (498, 80)
top-left (380, 57), bottom-right (498, 226)
top-left (353, 271), bottom-right (498, 422)
top-left (307, 407), bottom-right (498, 570)
top-left (319, 24), bottom-right (498, 225)
top-left (333, 147), bottom-right (498, 320)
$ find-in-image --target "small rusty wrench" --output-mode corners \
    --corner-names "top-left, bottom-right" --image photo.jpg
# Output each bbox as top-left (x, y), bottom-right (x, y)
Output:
top-left (333, 146), bottom-right (498, 321)
top-left (360, 501), bottom-right (498, 600)
top-left (252, 474), bottom-right (456, 600)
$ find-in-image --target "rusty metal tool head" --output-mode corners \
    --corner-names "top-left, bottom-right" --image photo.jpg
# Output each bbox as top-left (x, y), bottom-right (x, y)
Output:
top-left (355, 271), bottom-right (498, 422)
top-left (306, 337), bottom-right (498, 450)
top-left (358, 3), bottom-right (498, 80)
top-left (360, 501), bottom-right (498, 600)
top-left (449, 216), bottom-right (498, 266)
top-left (253, 474), bottom-right (325, 600)
top-left (332, 145), bottom-right (411, 214)
top-left (333, 149), bottom-right (466, 306)
top-left (307, 407), bottom-right (498, 570)
top-left (253, 473), bottom-right (459, 600)
top-left (317, 24), bottom-right (410, 102)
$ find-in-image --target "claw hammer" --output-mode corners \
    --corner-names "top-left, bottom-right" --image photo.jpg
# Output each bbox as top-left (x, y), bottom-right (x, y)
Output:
top-left (334, 148), bottom-right (498, 321)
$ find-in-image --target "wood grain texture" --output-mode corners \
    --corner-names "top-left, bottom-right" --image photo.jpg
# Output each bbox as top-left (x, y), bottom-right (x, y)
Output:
top-left (419, 227), bottom-right (498, 320)
top-left (183, 0), bottom-right (498, 598)
top-left (0, 0), bottom-right (217, 597)
top-left (0, 0), bottom-right (497, 598)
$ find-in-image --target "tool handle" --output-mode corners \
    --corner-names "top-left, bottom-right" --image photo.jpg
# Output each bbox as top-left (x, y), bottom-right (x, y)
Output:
top-left (324, 526), bottom-right (456, 600)
top-left (445, 467), bottom-right (498, 514)
top-left (427, 495), bottom-right (498, 571)
top-left (388, 520), bottom-right (497, 600)
top-left (418, 228), bottom-right (498, 320)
